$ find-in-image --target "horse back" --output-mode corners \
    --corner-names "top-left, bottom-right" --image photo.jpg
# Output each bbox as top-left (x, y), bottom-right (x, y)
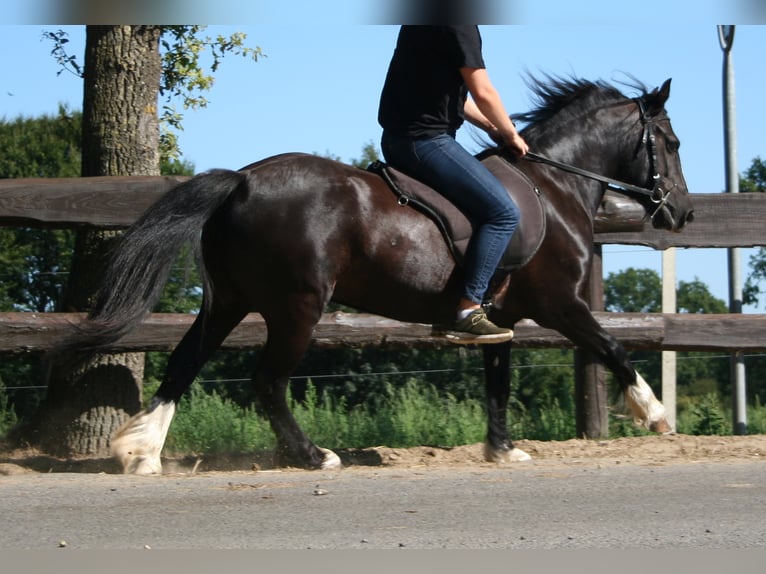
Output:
top-left (205, 153), bottom-right (459, 320)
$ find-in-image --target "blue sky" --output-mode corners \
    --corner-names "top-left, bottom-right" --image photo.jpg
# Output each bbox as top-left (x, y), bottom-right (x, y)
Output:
top-left (0, 15), bottom-right (764, 310)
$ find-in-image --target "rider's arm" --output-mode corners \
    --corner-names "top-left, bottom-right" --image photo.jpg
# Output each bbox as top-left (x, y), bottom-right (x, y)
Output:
top-left (461, 67), bottom-right (528, 156)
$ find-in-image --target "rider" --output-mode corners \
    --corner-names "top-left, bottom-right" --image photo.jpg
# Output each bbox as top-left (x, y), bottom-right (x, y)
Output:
top-left (378, 25), bottom-right (529, 343)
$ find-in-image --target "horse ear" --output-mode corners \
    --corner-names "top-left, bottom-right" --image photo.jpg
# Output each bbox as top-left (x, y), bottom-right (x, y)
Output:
top-left (657, 78), bottom-right (671, 103)
top-left (646, 78), bottom-right (671, 114)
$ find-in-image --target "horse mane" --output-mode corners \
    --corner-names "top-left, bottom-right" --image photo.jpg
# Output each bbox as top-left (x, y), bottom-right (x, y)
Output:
top-left (513, 73), bottom-right (650, 132)
top-left (472, 73), bottom-right (653, 158)
top-left (469, 73), bottom-right (650, 159)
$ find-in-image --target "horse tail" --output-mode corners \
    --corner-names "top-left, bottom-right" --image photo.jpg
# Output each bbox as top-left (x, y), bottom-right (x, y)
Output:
top-left (56, 169), bottom-right (247, 355)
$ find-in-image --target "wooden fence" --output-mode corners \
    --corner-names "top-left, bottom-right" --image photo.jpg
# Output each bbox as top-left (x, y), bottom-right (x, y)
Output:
top-left (2, 176), bottom-right (766, 435)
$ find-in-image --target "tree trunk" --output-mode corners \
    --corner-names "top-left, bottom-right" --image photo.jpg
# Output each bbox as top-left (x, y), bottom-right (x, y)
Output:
top-left (34, 26), bottom-right (162, 457)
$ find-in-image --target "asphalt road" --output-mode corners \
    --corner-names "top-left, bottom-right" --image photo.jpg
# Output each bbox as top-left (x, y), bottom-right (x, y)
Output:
top-left (1, 460), bottom-right (765, 550)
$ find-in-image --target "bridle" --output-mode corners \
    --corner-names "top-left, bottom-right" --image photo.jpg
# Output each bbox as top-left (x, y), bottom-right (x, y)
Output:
top-left (521, 97), bottom-right (676, 223)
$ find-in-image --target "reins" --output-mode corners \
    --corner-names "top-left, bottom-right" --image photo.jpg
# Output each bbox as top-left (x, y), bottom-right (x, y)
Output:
top-left (522, 151), bottom-right (658, 198)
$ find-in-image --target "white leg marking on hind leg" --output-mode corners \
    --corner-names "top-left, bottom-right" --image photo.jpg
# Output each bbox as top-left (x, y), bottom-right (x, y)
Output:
top-left (110, 399), bottom-right (176, 475)
top-left (626, 373), bottom-right (671, 433)
top-left (318, 447), bottom-right (342, 470)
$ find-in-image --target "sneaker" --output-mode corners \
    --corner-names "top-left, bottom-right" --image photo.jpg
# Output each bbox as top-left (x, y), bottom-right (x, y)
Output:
top-left (437, 307), bottom-right (514, 344)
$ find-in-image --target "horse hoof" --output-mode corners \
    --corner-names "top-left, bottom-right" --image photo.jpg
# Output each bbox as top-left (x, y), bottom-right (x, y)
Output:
top-left (484, 443), bottom-right (533, 464)
top-left (649, 419), bottom-right (673, 434)
top-left (111, 442), bottom-right (163, 475)
top-left (109, 400), bottom-right (175, 475)
top-left (318, 447), bottom-right (342, 470)
top-left (506, 448), bottom-right (532, 462)
top-left (126, 455), bottom-right (162, 475)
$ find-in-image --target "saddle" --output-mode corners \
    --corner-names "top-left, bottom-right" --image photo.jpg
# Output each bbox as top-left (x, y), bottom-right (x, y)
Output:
top-left (368, 154), bottom-right (545, 273)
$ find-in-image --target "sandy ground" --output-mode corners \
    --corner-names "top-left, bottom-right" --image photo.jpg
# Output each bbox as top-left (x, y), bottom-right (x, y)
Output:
top-left (1, 433), bottom-right (765, 475)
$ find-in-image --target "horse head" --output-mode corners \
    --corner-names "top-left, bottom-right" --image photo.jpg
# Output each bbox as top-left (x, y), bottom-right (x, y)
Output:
top-left (511, 76), bottom-right (694, 233)
top-left (626, 79), bottom-right (694, 232)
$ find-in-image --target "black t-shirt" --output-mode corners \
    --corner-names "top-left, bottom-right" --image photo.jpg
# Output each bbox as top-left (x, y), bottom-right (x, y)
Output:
top-left (378, 26), bottom-right (485, 138)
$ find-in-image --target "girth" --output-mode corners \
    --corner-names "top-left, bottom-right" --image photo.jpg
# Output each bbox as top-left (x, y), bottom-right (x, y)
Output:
top-left (368, 154), bottom-right (545, 272)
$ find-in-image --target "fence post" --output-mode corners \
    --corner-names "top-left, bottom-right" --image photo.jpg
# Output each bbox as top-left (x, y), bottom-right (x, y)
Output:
top-left (575, 244), bottom-right (609, 438)
top-left (662, 247), bottom-right (678, 431)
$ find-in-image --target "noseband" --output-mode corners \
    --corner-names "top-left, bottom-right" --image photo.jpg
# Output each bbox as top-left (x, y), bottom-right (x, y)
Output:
top-left (522, 98), bottom-right (677, 224)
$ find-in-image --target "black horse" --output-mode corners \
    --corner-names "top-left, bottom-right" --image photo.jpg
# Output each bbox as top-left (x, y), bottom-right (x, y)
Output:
top-left (62, 77), bottom-right (693, 473)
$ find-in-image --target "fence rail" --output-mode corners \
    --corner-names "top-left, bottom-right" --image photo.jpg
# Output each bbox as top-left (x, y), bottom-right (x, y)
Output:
top-left (3, 175), bottom-right (766, 245)
top-left (3, 175), bottom-right (766, 354)
top-left (2, 311), bottom-right (766, 354)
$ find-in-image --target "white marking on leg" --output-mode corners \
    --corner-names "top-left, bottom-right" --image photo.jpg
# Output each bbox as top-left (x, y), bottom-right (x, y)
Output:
top-left (318, 447), bottom-right (342, 470)
top-left (484, 441), bottom-right (532, 463)
top-left (625, 373), bottom-right (671, 433)
top-left (110, 399), bottom-right (176, 475)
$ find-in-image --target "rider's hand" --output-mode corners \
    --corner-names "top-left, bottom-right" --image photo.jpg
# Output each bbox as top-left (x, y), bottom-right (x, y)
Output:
top-left (504, 131), bottom-right (529, 157)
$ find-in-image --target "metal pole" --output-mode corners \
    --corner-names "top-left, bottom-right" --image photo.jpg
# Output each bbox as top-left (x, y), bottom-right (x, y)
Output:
top-left (718, 25), bottom-right (747, 435)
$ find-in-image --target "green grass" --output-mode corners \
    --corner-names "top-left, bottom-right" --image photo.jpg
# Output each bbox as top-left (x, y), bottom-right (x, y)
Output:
top-left (155, 381), bottom-right (766, 456)
top-left (3, 380), bottom-right (765, 456)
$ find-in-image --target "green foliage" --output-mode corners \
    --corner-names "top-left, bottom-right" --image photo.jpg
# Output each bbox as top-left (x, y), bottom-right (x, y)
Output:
top-left (747, 396), bottom-right (766, 434)
top-left (0, 109), bottom-right (82, 419)
top-left (745, 248), bottom-right (766, 309)
top-left (677, 393), bottom-right (729, 435)
top-left (42, 30), bottom-right (83, 77)
top-left (510, 348), bottom-right (575, 415)
top-left (741, 157), bottom-right (766, 307)
top-left (677, 279), bottom-right (728, 314)
top-left (7, 374), bottom-right (766, 451)
top-left (158, 26), bottom-right (263, 160)
top-left (371, 380), bottom-right (486, 447)
top-left (609, 416), bottom-right (653, 438)
top-left (605, 267), bottom-right (661, 313)
top-left (604, 267), bottom-right (740, 400)
top-left (43, 26), bottom-right (263, 161)
top-left (0, 379), bottom-right (19, 438)
top-left (349, 141), bottom-right (381, 169)
top-left (292, 380), bottom-right (351, 447)
top-left (0, 107), bottom-right (81, 312)
top-left (164, 385), bottom-right (273, 454)
top-left (0, 228), bottom-right (74, 312)
top-left (0, 107), bottom-right (199, 426)
top-left (739, 156), bottom-right (766, 194)
top-left (0, 104), bottom-right (81, 178)
top-left (508, 398), bottom-right (576, 441)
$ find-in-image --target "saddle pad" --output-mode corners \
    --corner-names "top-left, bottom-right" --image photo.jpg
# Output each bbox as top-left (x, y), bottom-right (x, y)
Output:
top-left (369, 154), bottom-right (545, 272)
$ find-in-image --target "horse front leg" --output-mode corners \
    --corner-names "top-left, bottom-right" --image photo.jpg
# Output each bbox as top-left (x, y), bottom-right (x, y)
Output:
top-left (554, 304), bottom-right (671, 433)
top-left (624, 372), bottom-right (672, 433)
top-left (482, 341), bottom-right (531, 463)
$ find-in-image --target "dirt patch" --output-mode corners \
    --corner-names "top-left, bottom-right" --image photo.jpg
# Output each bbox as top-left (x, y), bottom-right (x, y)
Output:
top-left (1, 434), bottom-right (765, 475)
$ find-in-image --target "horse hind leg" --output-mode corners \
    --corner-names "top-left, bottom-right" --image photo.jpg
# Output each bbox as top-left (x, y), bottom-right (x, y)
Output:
top-left (110, 398), bottom-right (176, 475)
top-left (111, 301), bottom-right (248, 474)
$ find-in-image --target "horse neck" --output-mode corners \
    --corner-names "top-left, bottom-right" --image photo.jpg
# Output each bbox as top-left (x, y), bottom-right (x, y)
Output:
top-left (525, 103), bottom-right (638, 207)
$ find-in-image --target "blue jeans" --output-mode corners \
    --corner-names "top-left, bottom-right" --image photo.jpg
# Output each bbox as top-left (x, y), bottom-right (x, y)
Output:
top-left (381, 132), bottom-right (520, 304)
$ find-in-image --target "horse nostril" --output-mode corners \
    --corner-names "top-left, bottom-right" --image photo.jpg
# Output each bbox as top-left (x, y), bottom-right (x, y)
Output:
top-left (685, 210), bottom-right (695, 224)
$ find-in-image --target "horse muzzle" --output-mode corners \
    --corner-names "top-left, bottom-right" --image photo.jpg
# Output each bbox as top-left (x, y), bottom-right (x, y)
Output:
top-left (650, 180), bottom-right (694, 232)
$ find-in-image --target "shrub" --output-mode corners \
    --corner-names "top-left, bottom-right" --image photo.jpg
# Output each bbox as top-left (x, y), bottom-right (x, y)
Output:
top-left (93, 379), bottom-right (766, 457)
top-left (677, 393), bottom-right (729, 436)
top-left (0, 380), bottom-right (18, 437)
top-left (164, 385), bottom-right (273, 454)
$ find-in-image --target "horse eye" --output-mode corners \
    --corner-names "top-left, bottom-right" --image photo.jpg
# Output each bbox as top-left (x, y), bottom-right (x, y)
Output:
top-left (666, 140), bottom-right (679, 153)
